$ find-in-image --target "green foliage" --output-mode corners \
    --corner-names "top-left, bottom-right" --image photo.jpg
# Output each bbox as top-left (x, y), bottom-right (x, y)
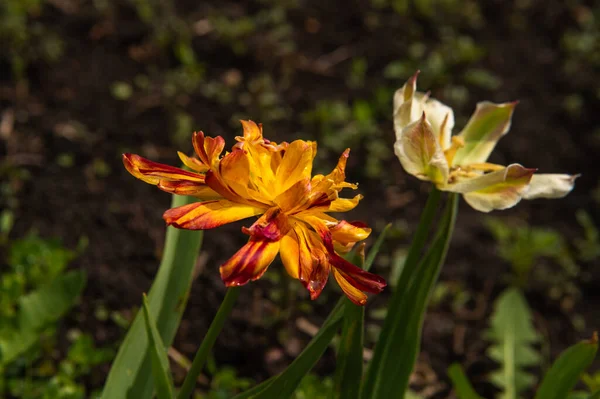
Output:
top-left (574, 210), bottom-right (600, 262)
top-left (448, 364), bottom-right (484, 399)
top-left (0, 233), bottom-right (110, 399)
top-left (485, 217), bottom-right (578, 287)
top-left (535, 333), bottom-right (598, 399)
top-left (293, 374), bottom-right (334, 399)
top-left (142, 295), bottom-right (175, 399)
top-left (362, 190), bottom-right (458, 399)
top-left (199, 362), bottom-right (253, 399)
top-left (486, 288), bottom-right (541, 399)
top-left (101, 194), bottom-right (203, 399)
top-left (0, 0), bottom-right (64, 78)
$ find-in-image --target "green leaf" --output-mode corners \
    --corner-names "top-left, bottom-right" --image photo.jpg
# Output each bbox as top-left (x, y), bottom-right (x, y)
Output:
top-left (448, 363), bottom-right (484, 399)
top-left (142, 294), bottom-right (175, 399)
top-left (361, 191), bottom-right (458, 399)
top-left (247, 301), bottom-right (344, 399)
top-left (234, 224), bottom-right (392, 399)
top-left (101, 194), bottom-right (203, 399)
top-left (589, 390), bottom-right (600, 399)
top-left (534, 333), bottom-right (598, 399)
top-left (0, 269), bottom-right (86, 365)
top-left (487, 287), bottom-right (540, 399)
top-left (362, 189), bottom-right (441, 395)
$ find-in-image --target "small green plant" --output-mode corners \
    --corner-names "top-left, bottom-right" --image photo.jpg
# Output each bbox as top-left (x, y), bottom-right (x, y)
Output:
top-left (0, 233), bottom-right (113, 398)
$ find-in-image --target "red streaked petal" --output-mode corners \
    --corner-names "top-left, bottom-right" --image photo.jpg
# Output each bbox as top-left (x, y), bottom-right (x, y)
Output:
top-left (329, 253), bottom-right (387, 294)
top-left (163, 200), bottom-right (263, 230)
top-left (157, 180), bottom-right (221, 199)
top-left (220, 238), bottom-right (280, 286)
top-left (123, 153), bottom-right (205, 184)
top-left (192, 131), bottom-right (225, 167)
top-left (332, 267), bottom-right (368, 306)
top-left (330, 220), bottom-right (372, 245)
top-left (242, 207), bottom-right (291, 241)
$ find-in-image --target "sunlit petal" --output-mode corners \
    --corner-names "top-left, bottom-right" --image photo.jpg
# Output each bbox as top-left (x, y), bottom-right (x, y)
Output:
top-left (220, 238), bottom-right (280, 286)
top-left (275, 140), bottom-right (317, 194)
top-left (242, 207), bottom-right (291, 241)
top-left (157, 180), bottom-right (221, 199)
top-left (163, 200), bottom-right (264, 230)
top-left (123, 153), bottom-right (205, 184)
top-left (177, 151), bottom-right (209, 172)
top-left (332, 268), bottom-right (368, 306)
top-left (274, 178), bottom-right (312, 213)
top-left (394, 114), bottom-right (449, 184)
top-left (328, 194), bottom-right (363, 213)
top-left (192, 131), bottom-right (225, 168)
top-left (452, 101), bottom-right (517, 166)
top-left (523, 174), bottom-right (579, 199)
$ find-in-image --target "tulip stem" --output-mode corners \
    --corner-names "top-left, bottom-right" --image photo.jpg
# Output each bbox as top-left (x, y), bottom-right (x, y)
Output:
top-left (177, 287), bottom-right (241, 399)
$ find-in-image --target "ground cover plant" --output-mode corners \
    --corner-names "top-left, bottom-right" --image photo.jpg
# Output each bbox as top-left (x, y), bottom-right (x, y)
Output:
top-left (1, 0), bottom-right (599, 398)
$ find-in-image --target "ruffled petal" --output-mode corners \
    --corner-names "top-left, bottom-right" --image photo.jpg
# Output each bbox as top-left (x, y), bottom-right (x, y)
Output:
top-left (523, 174), bottom-right (579, 199)
top-left (163, 200), bottom-right (264, 230)
top-left (328, 194), bottom-right (362, 213)
top-left (192, 131), bottom-right (225, 168)
top-left (274, 178), bottom-right (312, 213)
top-left (330, 254), bottom-right (387, 306)
top-left (177, 151), bottom-right (209, 172)
top-left (393, 113), bottom-right (449, 184)
top-left (220, 238), bottom-right (280, 286)
top-left (274, 140), bottom-right (317, 195)
top-left (123, 153), bottom-right (205, 184)
top-left (330, 221), bottom-right (371, 252)
top-left (332, 268), bottom-right (367, 306)
top-left (452, 101), bottom-right (517, 166)
top-left (156, 180), bottom-right (221, 199)
top-left (242, 207), bottom-right (291, 241)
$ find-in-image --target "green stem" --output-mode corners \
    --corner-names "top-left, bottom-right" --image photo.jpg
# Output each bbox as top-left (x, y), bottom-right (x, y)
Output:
top-left (177, 287), bottom-right (241, 399)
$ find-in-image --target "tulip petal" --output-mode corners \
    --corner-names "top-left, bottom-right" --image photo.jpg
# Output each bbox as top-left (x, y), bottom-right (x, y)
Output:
top-left (279, 231), bottom-right (301, 279)
top-left (123, 153), bottom-right (205, 184)
top-left (445, 164), bottom-right (536, 212)
top-left (274, 178), bottom-right (312, 213)
top-left (192, 131), bottom-right (225, 168)
top-left (523, 174), bottom-right (579, 199)
top-left (330, 221), bottom-right (371, 246)
top-left (328, 194), bottom-right (363, 213)
top-left (157, 180), bottom-right (221, 199)
top-left (394, 113), bottom-right (449, 184)
top-left (275, 140), bottom-right (317, 195)
top-left (177, 151), bottom-right (209, 172)
top-left (243, 207), bottom-right (291, 241)
top-left (220, 238), bottom-right (280, 286)
top-left (453, 101), bottom-right (517, 165)
top-left (163, 200), bottom-right (264, 230)
top-left (332, 268), bottom-right (368, 306)
top-left (393, 71), bottom-right (420, 131)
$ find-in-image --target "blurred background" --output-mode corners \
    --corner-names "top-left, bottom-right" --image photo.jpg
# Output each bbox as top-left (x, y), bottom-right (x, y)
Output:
top-left (1, 0), bottom-right (599, 397)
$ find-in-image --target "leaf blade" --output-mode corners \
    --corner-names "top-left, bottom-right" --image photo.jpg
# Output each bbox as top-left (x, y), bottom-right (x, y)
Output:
top-left (142, 294), bottom-right (175, 399)
top-left (448, 363), bottom-right (484, 399)
top-left (101, 194), bottom-right (203, 399)
top-left (534, 333), bottom-right (598, 399)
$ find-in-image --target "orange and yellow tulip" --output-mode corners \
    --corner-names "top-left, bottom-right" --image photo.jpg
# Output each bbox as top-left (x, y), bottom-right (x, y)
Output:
top-left (123, 121), bottom-right (386, 305)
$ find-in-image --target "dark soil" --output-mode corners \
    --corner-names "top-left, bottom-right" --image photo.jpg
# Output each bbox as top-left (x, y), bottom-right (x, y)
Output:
top-left (2, 0), bottom-right (599, 397)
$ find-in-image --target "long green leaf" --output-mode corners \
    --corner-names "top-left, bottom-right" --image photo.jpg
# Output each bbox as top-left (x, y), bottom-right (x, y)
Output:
top-left (101, 194), bottom-right (203, 399)
top-left (448, 363), bottom-right (484, 399)
top-left (335, 298), bottom-right (365, 399)
top-left (534, 333), bottom-right (598, 399)
top-left (362, 192), bottom-right (457, 399)
top-left (142, 294), bottom-right (175, 399)
top-left (487, 288), bottom-right (540, 399)
top-left (334, 224), bottom-right (391, 399)
top-left (248, 300), bottom-right (344, 399)
top-left (0, 270), bottom-right (86, 365)
top-left (362, 188), bottom-right (441, 395)
top-left (234, 223), bottom-right (392, 399)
